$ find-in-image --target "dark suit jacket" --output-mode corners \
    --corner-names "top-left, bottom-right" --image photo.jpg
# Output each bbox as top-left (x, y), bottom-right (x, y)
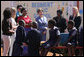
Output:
top-left (69, 15), bottom-right (82, 30)
top-left (12, 26), bottom-right (26, 56)
top-left (15, 26), bottom-right (26, 45)
top-left (53, 16), bottom-right (67, 33)
top-left (25, 28), bottom-right (41, 56)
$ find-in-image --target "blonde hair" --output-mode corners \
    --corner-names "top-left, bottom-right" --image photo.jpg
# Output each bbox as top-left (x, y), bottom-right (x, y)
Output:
top-left (11, 7), bottom-right (16, 18)
top-left (11, 7), bottom-right (16, 13)
top-left (73, 6), bottom-right (80, 16)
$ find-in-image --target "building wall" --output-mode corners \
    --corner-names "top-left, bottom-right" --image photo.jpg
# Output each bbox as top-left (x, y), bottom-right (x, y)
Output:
top-left (1, 1), bottom-right (83, 22)
top-left (79, 1), bottom-right (83, 26)
top-left (1, 1), bottom-right (83, 38)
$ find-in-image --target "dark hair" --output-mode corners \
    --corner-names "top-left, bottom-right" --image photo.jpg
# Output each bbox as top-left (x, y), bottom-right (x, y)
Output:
top-left (2, 8), bottom-right (12, 35)
top-left (32, 22), bottom-right (38, 28)
top-left (48, 20), bottom-right (56, 26)
top-left (21, 7), bottom-right (26, 13)
top-left (17, 5), bottom-right (22, 9)
top-left (19, 20), bottom-right (25, 26)
top-left (32, 22), bottom-right (38, 25)
top-left (3, 7), bottom-right (11, 20)
top-left (57, 9), bottom-right (62, 15)
top-left (68, 20), bottom-right (75, 26)
top-left (37, 8), bottom-right (43, 13)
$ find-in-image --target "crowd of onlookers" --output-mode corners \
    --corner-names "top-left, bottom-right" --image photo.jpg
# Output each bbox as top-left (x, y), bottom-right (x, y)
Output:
top-left (1, 5), bottom-right (83, 56)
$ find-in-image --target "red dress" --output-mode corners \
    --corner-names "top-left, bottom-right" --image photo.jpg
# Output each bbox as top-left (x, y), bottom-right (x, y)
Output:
top-left (17, 16), bottom-right (32, 28)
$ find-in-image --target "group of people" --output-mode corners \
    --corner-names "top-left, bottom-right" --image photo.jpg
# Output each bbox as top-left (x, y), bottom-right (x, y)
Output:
top-left (1, 4), bottom-right (83, 56)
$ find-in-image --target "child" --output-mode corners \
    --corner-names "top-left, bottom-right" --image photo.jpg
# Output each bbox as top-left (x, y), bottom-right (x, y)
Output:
top-left (25, 22), bottom-right (41, 56)
top-left (12, 20), bottom-right (26, 56)
top-left (40, 20), bottom-right (61, 56)
top-left (64, 20), bottom-right (77, 56)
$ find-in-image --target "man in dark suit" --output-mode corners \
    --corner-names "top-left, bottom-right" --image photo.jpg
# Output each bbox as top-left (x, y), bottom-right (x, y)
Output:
top-left (25, 22), bottom-right (41, 56)
top-left (12, 20), bottom-right (26, 56)
top-left (53, 9), bottom-right (67, 33)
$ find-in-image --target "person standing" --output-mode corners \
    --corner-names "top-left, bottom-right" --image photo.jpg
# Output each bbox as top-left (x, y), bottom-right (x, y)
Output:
top-left (2, 7), bottom-right (14, 56)
top-left (53, 9), bottom-right (67, 33)
top-left (9, 7), bottom-right (18, 56)
top-left (12, 20), bottom-right (26, 56)
top-left (17, 7), bottom-right (32, 35)
top-left (35, 8), bottom-right (48, 41)
top-left (69, 6), bottom-right (82, 30)
top-left (25, 22), bottom-right (41, 56)
top-left (15, 5), bottom-right (23, 23)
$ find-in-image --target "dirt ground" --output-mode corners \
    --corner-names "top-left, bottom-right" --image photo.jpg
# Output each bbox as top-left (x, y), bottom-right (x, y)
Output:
top-left (1, 47), bottom-right (63, 56)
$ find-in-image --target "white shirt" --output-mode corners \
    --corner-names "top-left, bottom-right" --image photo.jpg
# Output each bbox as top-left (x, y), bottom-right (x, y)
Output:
top-left (71, 27), bottom-right (77, 36)
top-left (53, 26), bottom-right (60, 36)
top-left (49, 26), bottom-right (61, 36)
top-left (9, 17), bottom-right (17, 31)
top-left (9, 17), bottom-right (17, 39)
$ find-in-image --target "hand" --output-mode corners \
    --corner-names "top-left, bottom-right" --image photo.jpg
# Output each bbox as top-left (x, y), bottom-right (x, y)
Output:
top-left (45, 27), bottom-right (48, 30)
top-left (22, 43), bottom-right (28, 46)
top-left (9, 30), bottom-right (15, 34)
top-left (77, 41), bottom-right (79, 45)
top-left (43, 31), bottom-right (46, 35)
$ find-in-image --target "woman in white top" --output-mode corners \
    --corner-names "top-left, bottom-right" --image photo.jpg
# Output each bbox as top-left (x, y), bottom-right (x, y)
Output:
top-left (9, 7), bottom-right (18, 56)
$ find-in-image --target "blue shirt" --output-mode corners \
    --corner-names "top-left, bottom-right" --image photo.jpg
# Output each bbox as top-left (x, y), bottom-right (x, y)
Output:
top-left (35, 16), bottom-right (48, 33)
top-left (16, 11), bottom-right (22, 17)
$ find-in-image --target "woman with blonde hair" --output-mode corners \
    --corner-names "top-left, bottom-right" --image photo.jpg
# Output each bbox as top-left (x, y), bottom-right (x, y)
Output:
top-left (9, 7), bottom-right (18, 56)
top-left (69, 6), bottom-right (82, 30)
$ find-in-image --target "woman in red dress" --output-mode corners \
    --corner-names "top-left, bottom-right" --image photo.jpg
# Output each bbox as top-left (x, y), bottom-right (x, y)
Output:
top-left (17, 7), bottom-right (32, 35)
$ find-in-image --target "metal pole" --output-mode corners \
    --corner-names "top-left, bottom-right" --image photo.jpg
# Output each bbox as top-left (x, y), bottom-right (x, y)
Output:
top-left (77, 1), bottom-right (79, 10)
